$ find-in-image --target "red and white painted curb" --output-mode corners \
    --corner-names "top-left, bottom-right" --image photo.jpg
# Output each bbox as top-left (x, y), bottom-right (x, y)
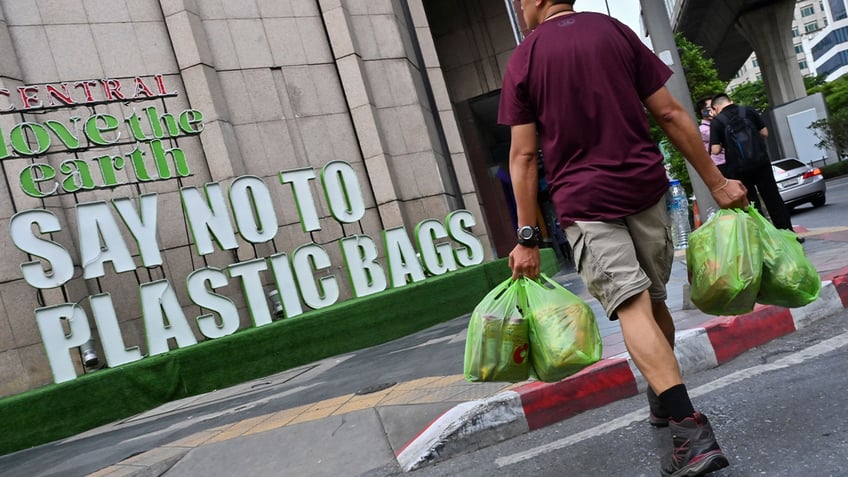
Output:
top-left (396, 273), bottom-right (848, 472)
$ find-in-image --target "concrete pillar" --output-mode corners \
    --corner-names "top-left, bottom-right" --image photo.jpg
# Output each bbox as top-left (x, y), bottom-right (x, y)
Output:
top-left (736, 0), bottom-right (806, 106)
top-left (641, 0), bottom-right (718, 221)
top-left (160, 0), bottom-right (246, 181)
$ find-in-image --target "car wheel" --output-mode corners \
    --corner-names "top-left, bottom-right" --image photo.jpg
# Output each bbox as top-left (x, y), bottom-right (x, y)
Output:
top-left (812, 196), bottom-right (826, 207)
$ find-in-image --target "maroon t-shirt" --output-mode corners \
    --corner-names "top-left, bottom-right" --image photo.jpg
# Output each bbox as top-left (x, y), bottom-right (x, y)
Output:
top-left (498, 12), bottom-right (672, 227)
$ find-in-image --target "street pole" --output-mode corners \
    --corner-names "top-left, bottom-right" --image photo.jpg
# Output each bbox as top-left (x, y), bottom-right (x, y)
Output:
top-left (640, 0), bottom-right (718, 222)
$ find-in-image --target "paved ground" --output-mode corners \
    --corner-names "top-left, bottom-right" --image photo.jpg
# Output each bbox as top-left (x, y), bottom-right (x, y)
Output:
top-left (4, 226), bottom-right (848, 477)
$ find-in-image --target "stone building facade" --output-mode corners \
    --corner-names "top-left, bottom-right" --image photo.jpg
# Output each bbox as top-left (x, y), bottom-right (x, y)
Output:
top-left (0, 0), bottom-right (525, 396)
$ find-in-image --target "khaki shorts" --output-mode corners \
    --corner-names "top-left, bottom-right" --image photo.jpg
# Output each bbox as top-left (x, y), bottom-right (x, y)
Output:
top-left (564, 197), bottom-right (674, 320)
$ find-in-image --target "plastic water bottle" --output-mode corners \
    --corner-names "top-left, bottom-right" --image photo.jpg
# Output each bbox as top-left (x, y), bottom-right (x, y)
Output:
top-left (667, 179), bottom-right (691, 249)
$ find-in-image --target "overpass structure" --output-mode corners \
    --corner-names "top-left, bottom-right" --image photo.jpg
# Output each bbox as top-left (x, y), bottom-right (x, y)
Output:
top-left (670, 0), bottom-right (807, 106)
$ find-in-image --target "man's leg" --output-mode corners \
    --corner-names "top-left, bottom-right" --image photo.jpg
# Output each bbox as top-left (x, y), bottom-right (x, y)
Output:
top-left (752, 163), bottom-right (793, 230)
top-left (617, 291), bottom-right (683, 398)
top-left (646, 300), bottom-right (675, 426)
top-left (737, 171), bottom-right (766, 216)
top-left (652, 300), bottom-right (675, 348)
top-left (618, 291), bottom-right (728, 476)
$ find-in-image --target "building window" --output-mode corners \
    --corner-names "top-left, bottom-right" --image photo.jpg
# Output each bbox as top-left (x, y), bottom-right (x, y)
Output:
top-left (799, 60), bottom-right (808, 70)
top-left (753, 58), bottom-right (759, 67)
top-left (801, 5), bottom-right (816, 16)
top-left (793, 27), bottom-right (800, 37)
top-left (795, 44), bottom-right (805, 54)
top-left (819, 49), bottom-right (848, 77)
top-left (805, 21), bottom-right (820, 33)
top-left (812, 25), bottom-right (848, 60)
top-left (830, 0), bottom-right (848, 20)
top-left (756, 72), bottom-right (763, 81)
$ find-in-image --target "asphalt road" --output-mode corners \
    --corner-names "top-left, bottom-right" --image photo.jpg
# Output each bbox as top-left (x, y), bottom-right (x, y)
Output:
top-left (789, 175), bottom-right (848, 228)
top-left (403, 307), bottom-right (848, 477)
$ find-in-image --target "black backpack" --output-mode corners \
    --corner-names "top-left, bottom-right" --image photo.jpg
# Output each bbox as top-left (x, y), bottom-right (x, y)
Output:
top-left (716, 106), bottom-right (767, 170)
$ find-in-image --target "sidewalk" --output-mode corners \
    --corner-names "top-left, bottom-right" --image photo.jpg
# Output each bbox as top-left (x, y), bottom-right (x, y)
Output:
top-left (72, 227), bottom-right (848, 476)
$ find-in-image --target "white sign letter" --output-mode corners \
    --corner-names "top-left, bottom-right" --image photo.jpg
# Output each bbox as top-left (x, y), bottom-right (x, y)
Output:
top-left (35, 304), bottom-right (91, 383)
top-left (187, 267), bottom-right (240, 338)
top-left (383, 227), bottom-right (426, 288)
top-left (228, 258), bottom-right (273, 327)
top-left (181, 183), bottom-right (238, 255)
top-left (279, 168), bottom-right (321, 232)
top-left (340, 235), bottom-right (386, 297)
top-left (229, 176), bottom-right (278, 243)
top-left (415, 219), bottom-right (457, 275)
top-left (268, 253), bottom-right (304, 319)
top-left (113, 193), bottom-right (163, 267)
top-left (140, 280), bottom-right (198, 356)
top-left (89, 293), bottom-right (143, 367)
top-left (321, 161), bottom-right (365, 223)
top-left (291, 244), bottom-right (339, 309)
top-left (9, 209), bottom-right (74, 289)
top-left (76, 201), bottom-right (136, 279)
top-left (447, 210), bottom-right (485, 267)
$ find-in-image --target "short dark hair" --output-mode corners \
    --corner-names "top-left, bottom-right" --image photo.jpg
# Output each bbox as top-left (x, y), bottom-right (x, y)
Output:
top-left (711, 93), bottom-right (732, 108)
top-left (695, 97), bottom-right (711, 119)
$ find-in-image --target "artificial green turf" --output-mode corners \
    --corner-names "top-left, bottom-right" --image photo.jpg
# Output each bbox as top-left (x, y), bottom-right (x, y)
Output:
top-left (0, 250), bottom-right (558, 455)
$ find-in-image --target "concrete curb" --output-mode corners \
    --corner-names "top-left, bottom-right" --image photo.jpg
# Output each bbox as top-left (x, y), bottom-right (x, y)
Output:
top-left (396, 278), bottom-right (848, 471)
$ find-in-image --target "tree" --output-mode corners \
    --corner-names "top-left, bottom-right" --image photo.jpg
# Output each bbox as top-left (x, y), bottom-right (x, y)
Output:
top-left (728, 75), bottom-right (825, 113)
top-left (729, 79), bottom-right (768, 111)
top-left (649, 34), bottom-right (727, 195)
top-left (807, 75), bottom-right (848, 156)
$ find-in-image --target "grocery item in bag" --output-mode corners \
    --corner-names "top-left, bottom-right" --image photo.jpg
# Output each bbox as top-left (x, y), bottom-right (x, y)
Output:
top-left (748, 206), bottom-right (820, 307)
top-left (520, 275), bottom-right (601, 382)
top-left (463, 279), bottom-right (530, 382)
top-left (687, 209), bottom-right (762, 315)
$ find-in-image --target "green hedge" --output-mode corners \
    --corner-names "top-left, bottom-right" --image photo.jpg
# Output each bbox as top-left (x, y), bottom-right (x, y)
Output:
top-left (821, 160), bottom-right (848, 179)
top-left (0, 250), bottom-right (558, 455)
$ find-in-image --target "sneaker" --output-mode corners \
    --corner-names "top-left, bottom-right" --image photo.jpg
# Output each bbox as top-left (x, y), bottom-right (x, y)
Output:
top-left (661, 412), bottom-right (729, 477)
top-left (647, 387), bottom-right (670, 427)
top-left (797, 236), bottom-right (806, 244)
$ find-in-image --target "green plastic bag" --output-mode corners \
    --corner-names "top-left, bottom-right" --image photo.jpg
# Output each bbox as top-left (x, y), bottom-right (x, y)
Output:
top-left (687, 208), bottom-right (763, 315)
top-left (748, 206), bottom-right (820, 307)
top-left (519, 275), bottom-right (601, 383)
top-left (463, 278), bottom-right (530, 382)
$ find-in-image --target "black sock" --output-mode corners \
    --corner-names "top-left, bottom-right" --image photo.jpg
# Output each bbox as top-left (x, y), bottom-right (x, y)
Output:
top-left (659, 384), bottom-right (696, 422)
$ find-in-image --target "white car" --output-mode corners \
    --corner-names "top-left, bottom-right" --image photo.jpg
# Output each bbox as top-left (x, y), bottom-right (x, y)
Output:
top-left (771, 158), bottom-right (827, 209)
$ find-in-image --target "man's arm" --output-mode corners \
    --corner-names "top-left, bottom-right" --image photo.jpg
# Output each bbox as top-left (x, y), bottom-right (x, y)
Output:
top-left (644, 87), bottom-right (748, 209)
top-left (709, 118), bottom-right (724, 155)
top-left (759, 127), bottom-right (768, 139)
top-left (508, 123), bottom-right (541, 279)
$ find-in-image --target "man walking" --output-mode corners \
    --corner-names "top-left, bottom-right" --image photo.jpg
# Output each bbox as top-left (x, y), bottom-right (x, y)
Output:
top-left (498, 1), bottom-right (748, 475)
top-left (710, 93), bottom-right (798, 237)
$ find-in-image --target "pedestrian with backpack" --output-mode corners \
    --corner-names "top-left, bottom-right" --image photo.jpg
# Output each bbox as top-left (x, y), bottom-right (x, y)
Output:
top-left (709, 94), bottom-right (798, 237)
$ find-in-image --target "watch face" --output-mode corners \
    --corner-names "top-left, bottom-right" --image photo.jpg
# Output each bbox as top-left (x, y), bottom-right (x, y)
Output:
top-left (518, 226), bottom-right (534, 240)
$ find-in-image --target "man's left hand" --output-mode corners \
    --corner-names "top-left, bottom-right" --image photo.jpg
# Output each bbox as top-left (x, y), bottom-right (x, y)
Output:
top-left (509, 244), bottom-right (541, 280)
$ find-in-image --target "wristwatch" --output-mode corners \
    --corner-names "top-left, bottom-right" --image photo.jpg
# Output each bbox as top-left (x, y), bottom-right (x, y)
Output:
top-left (516, 225), bottom-right (541, 247)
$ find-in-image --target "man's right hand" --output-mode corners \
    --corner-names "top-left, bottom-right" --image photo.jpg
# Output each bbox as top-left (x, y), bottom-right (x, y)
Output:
top-left (710, 178), bottom-right (749, 209)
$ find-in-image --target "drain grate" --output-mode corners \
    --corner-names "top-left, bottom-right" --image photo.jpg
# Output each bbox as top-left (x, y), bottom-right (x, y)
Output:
top-left (355, 382), bottom-right (397, 395)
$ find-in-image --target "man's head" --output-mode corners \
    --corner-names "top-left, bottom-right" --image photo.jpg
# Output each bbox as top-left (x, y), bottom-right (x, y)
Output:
top-left (696, 97), bottom-right (713, 120)
top-left (711, 94), bottom-right (733, 115)
top-left (520, 0), bottom-right (576, 30)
